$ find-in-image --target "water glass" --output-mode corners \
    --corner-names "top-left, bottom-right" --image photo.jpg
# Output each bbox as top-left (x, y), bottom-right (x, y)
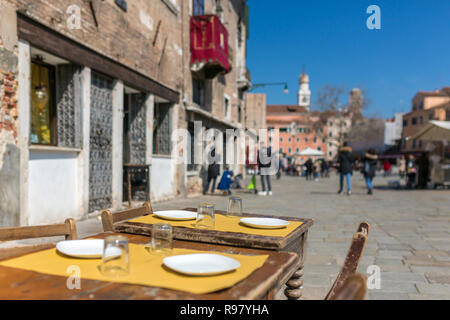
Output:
top-left (196, 203), bottom-right (215, 229)
top-left (227, 196), bottom-right (243, 216)
top-left (100, 235), bottom-right (129, 277)
top-left (150, 223), bottom-right (173, 255)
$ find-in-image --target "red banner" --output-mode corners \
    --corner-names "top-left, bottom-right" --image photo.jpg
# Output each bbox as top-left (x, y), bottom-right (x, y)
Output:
top-left (190, 15), bottom-right (230, 74)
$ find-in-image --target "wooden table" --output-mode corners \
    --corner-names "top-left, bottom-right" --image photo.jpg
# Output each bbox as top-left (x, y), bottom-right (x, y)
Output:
top-left (115, 208), bottom-right (314, 300)
top-left (0, 233), bottom-right (298, 300)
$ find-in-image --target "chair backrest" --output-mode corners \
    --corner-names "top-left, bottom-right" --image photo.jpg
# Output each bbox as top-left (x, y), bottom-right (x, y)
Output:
top-left (101, 202), bottom-right (152, 232)
top-left (331, 273), bottom-right (367, 300)
top-left (357, 221), bottom-right (370, 237)
top-left (0, 218), bottom-right (77, 242)
top-left (324, 222), bottom-right (369, 300)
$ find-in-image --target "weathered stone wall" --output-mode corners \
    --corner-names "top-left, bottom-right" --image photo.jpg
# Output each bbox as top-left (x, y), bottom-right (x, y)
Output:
top-left (0, 3), bottom-right (20, 226)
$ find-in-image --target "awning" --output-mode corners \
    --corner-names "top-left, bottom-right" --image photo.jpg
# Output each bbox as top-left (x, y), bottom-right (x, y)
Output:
top-left (410, 121), bottom-right (450, 141)
top-left (297, 147), bottom-right (324, 156)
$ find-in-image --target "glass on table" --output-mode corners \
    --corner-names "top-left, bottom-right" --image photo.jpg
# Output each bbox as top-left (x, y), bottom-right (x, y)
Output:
top-left (227, 196), bottom-right (243, 217)
top-left (149, 223), bottom-right (173, 255)
top-left (99, 235), bottom-right (129, 277)
top-left (196, 203), bottom-right (215, 229)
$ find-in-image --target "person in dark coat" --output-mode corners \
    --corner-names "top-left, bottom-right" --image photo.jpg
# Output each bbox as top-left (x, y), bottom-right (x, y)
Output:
top-left (362, 149), bottom-right (378, 195)
top-left (337, 142), bottom-right (354, 195)
top-left (305, 158), bottom-right (313, 181)
top-left (417, 152), bottom-right (430, 189)
top-left (203, 149), bottom-right (220, 195)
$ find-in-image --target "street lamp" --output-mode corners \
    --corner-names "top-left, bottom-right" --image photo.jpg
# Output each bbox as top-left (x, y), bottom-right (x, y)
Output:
top-left (250, 82), bottom-right (289, 94)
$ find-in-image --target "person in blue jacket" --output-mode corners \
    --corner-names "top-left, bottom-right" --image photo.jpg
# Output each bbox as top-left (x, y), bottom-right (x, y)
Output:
top-left (218, 167), bottom-right (233, 195)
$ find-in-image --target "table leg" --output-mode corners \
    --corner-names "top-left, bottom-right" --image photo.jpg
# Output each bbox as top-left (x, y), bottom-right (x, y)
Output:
top-left (284, 231), bottom-right (308, 300)
top-left (284, 265), bottom-right (304, 299)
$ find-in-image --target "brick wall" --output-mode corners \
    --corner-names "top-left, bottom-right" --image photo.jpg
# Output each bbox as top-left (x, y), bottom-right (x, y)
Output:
top-left (4, 0), bottom-right (182, 91)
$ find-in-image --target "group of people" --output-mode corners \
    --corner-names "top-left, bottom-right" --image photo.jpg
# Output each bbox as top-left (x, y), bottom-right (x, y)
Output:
top-left (304, 158), bottom-right (330, 181)
top-left (335, 142), bottom-right (378, 195)
top-left (399, 153), bottom-right (429, 189)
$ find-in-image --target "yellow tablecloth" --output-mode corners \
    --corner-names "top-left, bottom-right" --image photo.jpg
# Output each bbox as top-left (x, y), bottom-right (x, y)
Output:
top-left (130, 213), bottom-right (303, 238)
top-left (0, 244), bottom-right (268, 295)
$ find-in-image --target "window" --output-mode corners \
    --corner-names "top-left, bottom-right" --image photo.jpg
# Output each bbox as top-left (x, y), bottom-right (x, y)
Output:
top-left (296, 148), bottom-right (299, 153)
top-left (313, 137), bottom-right (317, 143)
top-left (412, 139), bottom-right (416, 149)
top-left (322, 138), bottom-right (325, 143)
top-left (429, 113), bottom-right (433, 120)
top-left (412, 117), bottom-right (417, 125)
top-left (279, 148), bottom-right (283, 153)
top-left (187, 122), bottom-right (196, 171)
top-left (329, 132), bottom-right (333, 137)
top-left (280, 137), bottom-right (283, 142)
top-left (268, 127), bottom-right (274, 131)
top-left (224, 96), bottom-right (230, 119)
top-left (288, 148), bottom-right (292, 153)
top-left (193, 78), bottom-right (206, 108)
top-left (318, 147), bottom-right (321, 151)
top-left (192, 0), bottom-right (204, 16)
top-left (413, 103), bottom-right (417, 111)
top-left (296, 138), bottom-right (300, 142)
top-left (30, 62), bottom-right (56, 145)
top-left (305, 137), bottom-right (308, 143)
top-left (403, 119), bottom-right (408, 127)
top-left (419, 116), bottom-right (423, 124)
top-left (418, 140), bottom-right (423, 148)
top-left (329, 152), bottom-right (332, 157)
top-left (420, 101), bottom-right (424, 110)
top-left (288, 138), bottom-right (292, 142)
top-left (280, 128), bottom-right (288, 132)
top-left (153, 103), bottom-right (172, 155)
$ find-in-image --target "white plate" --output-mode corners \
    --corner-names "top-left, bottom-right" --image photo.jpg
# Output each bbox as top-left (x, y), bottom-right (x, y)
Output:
top-left (163, 253), bottom-right (241, 276)
top-left (240, 217), bottom-right (290, 229)
top-left (153, 210), bottom-right (197, 221)
top-left (56, 239), bottom-right (104, 258)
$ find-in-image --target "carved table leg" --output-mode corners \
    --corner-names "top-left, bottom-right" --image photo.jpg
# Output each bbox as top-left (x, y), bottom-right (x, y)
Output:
top-left (284, 230), bottom-right (308, 300)
top-left (284, 265), bottom-right (304, 300)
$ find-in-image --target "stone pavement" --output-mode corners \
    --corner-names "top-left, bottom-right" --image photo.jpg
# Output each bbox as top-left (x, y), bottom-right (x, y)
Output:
top-left (3, 171), bottom-right (449, 300)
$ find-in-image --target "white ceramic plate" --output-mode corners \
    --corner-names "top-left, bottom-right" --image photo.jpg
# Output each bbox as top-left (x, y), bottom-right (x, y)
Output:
top-left (153, 210), bottom-right (197, 221)
top-left (163, 253), bottom-right (241, 276)
top-left (56, 239), bottom-right (104, 258)
top-left (240, 217), bottom-right (290, 229)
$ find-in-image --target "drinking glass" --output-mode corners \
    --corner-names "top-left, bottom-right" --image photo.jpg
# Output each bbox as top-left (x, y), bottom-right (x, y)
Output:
top-left (150, 223), bottom-right (173, 255)
top-left (196, 203), bottom-right (215, 229)
top-left (227, 196), bottom-right (243, 217)
top-left (99, 235), bottom-right (129, 277)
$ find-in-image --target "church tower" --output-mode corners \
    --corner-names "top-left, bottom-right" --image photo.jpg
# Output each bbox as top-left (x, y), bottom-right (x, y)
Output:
top-left (298, 68), bottom-right (311, 110)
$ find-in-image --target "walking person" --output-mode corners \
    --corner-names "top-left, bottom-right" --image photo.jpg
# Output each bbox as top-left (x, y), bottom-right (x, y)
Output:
top-left (337, 142), bottom-right (354, 195)
top-left (383, 160), bottom-right (391, 177)
top-left (305, 158), bottom-right (313, 181)
top-left (362, 149), bottom-right (378, 195)
top-left (406, 154), bottom-right (417, 189)
top-left (217, 167), bottom-right (233, 195)
top-left (203, 149), bottom-right (220, 195)
top-left (417, 152), bottom-right (430, 189)
top-left (257, 142), bottom-right (273, 196)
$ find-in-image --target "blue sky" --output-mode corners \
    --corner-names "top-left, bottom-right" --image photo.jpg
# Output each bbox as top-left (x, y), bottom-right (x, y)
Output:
top-left (246, 0), bottom-right (450, 118)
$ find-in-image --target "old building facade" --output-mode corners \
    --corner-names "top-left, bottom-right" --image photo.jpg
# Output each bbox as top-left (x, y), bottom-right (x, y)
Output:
top-left (0, 0), bottom-right (249, 227)
top-left (402, 88), bottom-right (450, 153)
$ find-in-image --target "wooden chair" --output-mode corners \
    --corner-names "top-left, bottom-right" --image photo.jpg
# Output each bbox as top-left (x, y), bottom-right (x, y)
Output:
top-left (101, 202), bottom-right (152, 232)
top-left (331, 273), bottom-right (367, 300)
top-left (0, 218), bottom-right (78, 242)
top-left (324, 222), bottom-right (370, 300)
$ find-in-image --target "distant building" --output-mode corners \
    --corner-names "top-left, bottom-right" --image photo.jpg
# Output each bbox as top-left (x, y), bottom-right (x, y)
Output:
top-left (266, 105), bottom-right (327, 161)
top-left (401, 87), bottom-right (450, 153)
top-left (245, 93), bottom-right (267, 138)
top-left (384, 113), bottom-right (405, 147)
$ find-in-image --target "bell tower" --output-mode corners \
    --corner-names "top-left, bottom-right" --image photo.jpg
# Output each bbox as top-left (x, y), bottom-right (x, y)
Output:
top-left (298, 67), bottom-right (311, 110)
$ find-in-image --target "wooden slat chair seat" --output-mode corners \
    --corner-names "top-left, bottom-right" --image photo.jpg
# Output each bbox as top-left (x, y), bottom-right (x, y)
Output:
top-left (331, 273), bottom-right (367, 300)
top-left (101, 202), bottom-right (152, 232)
top-left (0, 218), bottom-right (78, 242)
top-left (324, 222), bottom-right (370, 300)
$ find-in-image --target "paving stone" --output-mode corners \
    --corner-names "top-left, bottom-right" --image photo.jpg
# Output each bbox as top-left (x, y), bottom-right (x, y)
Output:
top-left (416, 283), bottom-right (450, 295)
